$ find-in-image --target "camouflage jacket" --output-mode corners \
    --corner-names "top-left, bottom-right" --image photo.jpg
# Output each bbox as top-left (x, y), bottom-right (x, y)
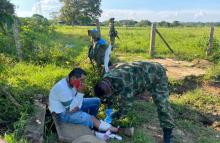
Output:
top-left (109, 23), bottom-right (117, 37)
top-left (103, 61), bottom-right (166, 114)
top-left (103, 61), bottom-right (175, 129)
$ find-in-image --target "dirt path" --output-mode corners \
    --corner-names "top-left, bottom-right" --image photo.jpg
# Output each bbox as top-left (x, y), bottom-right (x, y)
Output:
top-left (148, 58), bottom-right (213, 80)
top-left (202, 82), bottom-right (220, 96)
top-left (139, 59), bottom-right (220, 142)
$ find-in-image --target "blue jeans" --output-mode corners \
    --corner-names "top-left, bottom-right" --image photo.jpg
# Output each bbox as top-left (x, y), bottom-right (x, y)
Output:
top-left (81, 97), bottom-right (101, 117)
top-left (58, 97), bottom-right (100, 128)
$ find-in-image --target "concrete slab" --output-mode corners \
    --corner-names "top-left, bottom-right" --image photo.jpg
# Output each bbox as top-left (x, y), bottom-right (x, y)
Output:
top-left (72, 135), bottom-right (106, 143)
top-left (24, 101), bottom-right (46, 143)
top-left (52, 114), bottom-right (102, 143)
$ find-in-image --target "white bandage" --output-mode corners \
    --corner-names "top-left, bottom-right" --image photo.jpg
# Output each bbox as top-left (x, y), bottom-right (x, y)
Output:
top-left (95, 130), bottom-right (111, 141)
top-left (104, 45), bottom-right (112, 72)
top-left (98, 120), bottom-right (111, 131)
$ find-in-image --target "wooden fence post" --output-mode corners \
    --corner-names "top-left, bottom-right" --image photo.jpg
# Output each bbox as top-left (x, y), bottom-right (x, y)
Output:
top-left (206, 26), bottom-right (214, 56)
top-left (13, 17), bottom-right (22, 61)
top-left (149, 23), bottom-right (156, 58)
top-left (96, 19), bottom-right (101, 37)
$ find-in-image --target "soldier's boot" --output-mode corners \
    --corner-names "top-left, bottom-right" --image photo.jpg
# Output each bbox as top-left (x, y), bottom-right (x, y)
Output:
top-left (119, 127), bottom-right (134, 137)
top-left (163, 128), bottom-right (173, 143)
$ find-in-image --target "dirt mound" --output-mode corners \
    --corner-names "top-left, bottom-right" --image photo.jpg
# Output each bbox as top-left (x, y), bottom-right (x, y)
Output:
top-left (202, 82), bottom-right (220, 96)
top-left (148, 58), bottom-right (213, 80)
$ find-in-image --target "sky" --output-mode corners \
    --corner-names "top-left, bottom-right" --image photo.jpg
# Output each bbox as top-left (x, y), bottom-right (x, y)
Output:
top-left (10, 0), bottom-right (220, 22)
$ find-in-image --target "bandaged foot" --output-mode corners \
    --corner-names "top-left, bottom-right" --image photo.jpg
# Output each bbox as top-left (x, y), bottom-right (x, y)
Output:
top-left (95, 130), bottom-right (111, 141)
top-left (98, 120), bottom-right (119, 132)
top-left (109, 133), bottom-right (123, 140)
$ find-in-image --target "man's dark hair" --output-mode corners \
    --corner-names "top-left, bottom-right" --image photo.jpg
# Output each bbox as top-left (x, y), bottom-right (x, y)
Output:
top-left (94, 81), bottom-right (111, 97)
top-left (94, 81), bottom-right (106, 97)
top-left (68, 68), bottom-right (86, 79)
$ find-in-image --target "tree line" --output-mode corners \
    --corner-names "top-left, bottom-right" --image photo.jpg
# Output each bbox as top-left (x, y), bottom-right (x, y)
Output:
top-left (100, 20), bottom-right (220, 27)
top-left (51, 0), bottom-right (220, 27)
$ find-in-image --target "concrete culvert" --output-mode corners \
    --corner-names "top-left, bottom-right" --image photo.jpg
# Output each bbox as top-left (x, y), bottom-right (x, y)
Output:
top-left (72, 135), bottom-right (106, 143)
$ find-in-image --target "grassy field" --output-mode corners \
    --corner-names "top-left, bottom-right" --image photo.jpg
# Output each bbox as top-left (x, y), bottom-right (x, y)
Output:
top-left (0, 25), bottom-right (220, 143)
top-left (55, 26), bottom-right (220, 61)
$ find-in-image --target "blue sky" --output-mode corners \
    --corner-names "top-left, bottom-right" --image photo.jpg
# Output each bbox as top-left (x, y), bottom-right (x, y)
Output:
top-left (10, 0), bottom-right (220, 22)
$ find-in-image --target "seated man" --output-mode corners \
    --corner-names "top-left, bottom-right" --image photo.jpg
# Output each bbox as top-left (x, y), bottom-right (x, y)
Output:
top-left (49, 68), bottom-right (118, 140)
top-left (94, 62), bottom-right (175, 143)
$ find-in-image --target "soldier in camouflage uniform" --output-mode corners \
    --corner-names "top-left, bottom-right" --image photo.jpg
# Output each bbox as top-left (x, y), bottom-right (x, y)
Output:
top-left (94, 61), bottom-right (175, 143)
top-left (109, 18), bottom-right (118, 49)
top-left (88, 29), bottom-right (110, 73)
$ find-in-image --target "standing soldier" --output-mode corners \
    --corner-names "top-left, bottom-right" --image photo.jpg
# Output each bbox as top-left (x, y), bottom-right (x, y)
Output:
top-left (94, 61), bottom-right (175, 143)
top-left (109, 18), bottom-right (118, 49)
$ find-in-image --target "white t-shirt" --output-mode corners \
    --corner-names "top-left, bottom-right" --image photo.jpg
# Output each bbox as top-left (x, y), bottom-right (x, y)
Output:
top-left (49, 78), bottom-right (84, 114)
top-left (104, 45), bottom-right (112, 73)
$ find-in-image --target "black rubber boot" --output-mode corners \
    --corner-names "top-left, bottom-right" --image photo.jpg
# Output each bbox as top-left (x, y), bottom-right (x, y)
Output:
top-left (163, 128), bottom-right (172, 143)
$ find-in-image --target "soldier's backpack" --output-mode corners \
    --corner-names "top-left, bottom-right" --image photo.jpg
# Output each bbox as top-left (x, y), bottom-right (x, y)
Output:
top-left (88, 38), bottom-right (108, 66)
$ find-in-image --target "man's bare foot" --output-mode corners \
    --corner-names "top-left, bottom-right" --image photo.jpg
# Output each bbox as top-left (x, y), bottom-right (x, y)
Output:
top-left (119, 127), bottom-right (134, 137)
top-left (110, 126), bottom-right (119, 133)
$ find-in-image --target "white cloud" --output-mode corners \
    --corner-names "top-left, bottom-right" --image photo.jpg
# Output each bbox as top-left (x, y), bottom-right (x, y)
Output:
top-left (32, 0), bottom-right (62, 18)
top-left (16, 10), bottom-right (33, 17)
top-left (15, 0), bottom-right (220, 22)
top-left (100, 9), bottom-right (220, 22)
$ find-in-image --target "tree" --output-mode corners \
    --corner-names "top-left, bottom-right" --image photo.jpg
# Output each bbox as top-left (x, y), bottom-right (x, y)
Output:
top-left (171, 21), bottom-right (181, 27)
top-left (135, 20), bottom-right (151, 27)
top-left (118, 20), bottom-right (138, 27)
top-left (59, 0), bottom-right (102, 25)
top-left (0, 0), bottom-right (15, 34)
top-left (158, 21), bottom-right (171, 27)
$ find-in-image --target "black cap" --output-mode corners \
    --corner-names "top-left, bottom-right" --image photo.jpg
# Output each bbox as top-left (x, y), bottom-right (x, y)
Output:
top-left (109, 18), bottom-right (115, 21)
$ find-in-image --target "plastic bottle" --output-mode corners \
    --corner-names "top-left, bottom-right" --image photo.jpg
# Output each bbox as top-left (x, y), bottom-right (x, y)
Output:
top-left (104, 109), bottom-right (113, 123)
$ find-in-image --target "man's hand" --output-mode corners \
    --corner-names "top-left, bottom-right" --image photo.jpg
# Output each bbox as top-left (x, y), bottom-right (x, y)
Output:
top-left (70, 106), bottom-right (79, 113)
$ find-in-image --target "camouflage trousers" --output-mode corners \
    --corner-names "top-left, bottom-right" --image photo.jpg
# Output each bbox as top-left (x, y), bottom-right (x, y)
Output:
top-left (142, 62), bottom-right (175, 129)
top-left (110, 36), bottom-right (115, 48)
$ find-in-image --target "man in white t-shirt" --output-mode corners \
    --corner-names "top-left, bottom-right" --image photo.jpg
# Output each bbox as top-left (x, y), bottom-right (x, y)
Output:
top-left (49, 68), bottom-right (118, 140)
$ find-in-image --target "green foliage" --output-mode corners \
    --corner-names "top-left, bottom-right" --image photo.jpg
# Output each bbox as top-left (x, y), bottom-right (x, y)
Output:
top-left (135, 20), bottom-right (152, 27)
top-left (205, 62), bottom-right (220, 82)
top-left (0, 56), bottom-right (70, 136)
top-left (171, 89), bottom-right (220, 142)
top-left (0, 0), bottom-right (14, 34)
top-left (0, 0), bottom-right (15, 56)
top-left (0, 33), bottom-right (15, 55)
top-left (98, 26), bottom-right (220, 62)
top-left (171, 89), bottom-right (220, 113)
top-left (59, 0), bottom-right (102, 25)
top-left (0, 0), bottom-right (14, 14)
top-left (4, 133), bottom-right (27, 143)
top-left (0, 23), bottom-right (220, 142)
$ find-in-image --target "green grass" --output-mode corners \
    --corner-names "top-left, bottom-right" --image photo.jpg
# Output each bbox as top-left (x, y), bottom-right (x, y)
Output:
top-left (170, 89), bottom-right (220, 143)
top-left (101, 26), bottom-right (220, 61)
top-left (1, 25), bottom-right (220, 143)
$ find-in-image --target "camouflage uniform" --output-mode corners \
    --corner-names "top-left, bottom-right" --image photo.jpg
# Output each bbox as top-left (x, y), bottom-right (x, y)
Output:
top-left (109, 18), bottom-right (118, 47)
top-left (103, 61), bottom-right (175, 129)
